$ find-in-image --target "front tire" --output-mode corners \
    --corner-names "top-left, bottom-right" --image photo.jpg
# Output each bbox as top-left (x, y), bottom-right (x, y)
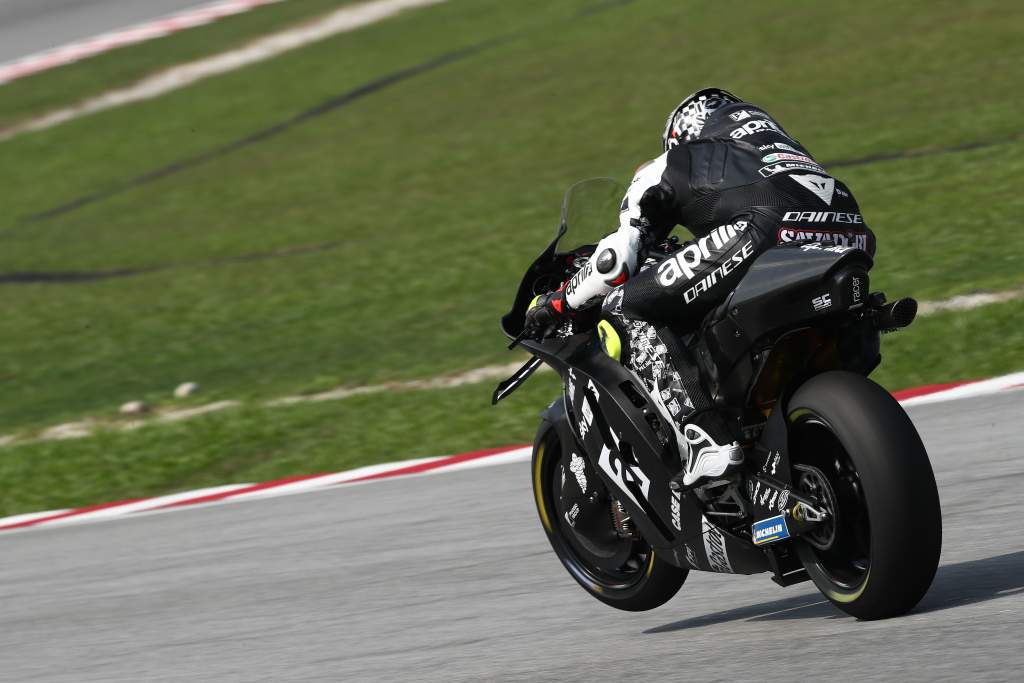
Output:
top-left (531, 415), bottom-right (687, 611)
top-left (787, 371), bottom-right (942, 619)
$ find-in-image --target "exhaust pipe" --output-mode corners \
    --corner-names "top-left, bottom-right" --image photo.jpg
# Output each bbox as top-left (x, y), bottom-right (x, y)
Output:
top-left (874, 297), bottom-right (917, 332)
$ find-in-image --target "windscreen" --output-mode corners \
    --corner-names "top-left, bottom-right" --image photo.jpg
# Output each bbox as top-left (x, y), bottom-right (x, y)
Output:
top-left (558, 177), bottom-right (625, 251)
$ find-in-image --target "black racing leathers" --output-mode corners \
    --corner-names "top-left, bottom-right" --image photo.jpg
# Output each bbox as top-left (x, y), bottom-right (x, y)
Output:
top-left (586, 100), bottom-right (876, 473)
top-left (616, 101), bottom-right (875, 329)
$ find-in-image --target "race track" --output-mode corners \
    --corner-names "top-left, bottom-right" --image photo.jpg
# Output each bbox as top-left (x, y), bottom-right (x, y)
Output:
top-left (0, 0), bottom-right (209, 63)
top-left (0, 390), bottom-right (1021, 681)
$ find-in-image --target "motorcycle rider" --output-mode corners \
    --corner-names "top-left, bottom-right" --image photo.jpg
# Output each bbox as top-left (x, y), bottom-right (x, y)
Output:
top-left (525, 88), bottom-right (875, 489)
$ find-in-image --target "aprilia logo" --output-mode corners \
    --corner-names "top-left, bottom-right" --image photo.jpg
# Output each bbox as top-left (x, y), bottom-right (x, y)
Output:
top-left (729, 118), bottom-right (782, 139)
top-left (564, 260), bottom-right (592, 299)
top-left (656, 221), bottom-right (748, 286)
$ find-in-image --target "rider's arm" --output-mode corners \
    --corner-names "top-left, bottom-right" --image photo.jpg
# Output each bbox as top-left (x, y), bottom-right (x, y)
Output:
top-left (563, 152), bottom-right (678, 310)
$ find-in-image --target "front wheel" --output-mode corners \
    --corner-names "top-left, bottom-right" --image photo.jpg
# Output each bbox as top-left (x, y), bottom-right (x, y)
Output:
top-left (531, 415), bottom-right (687, 611)
top-left (787, 371), bottom-right (942, 620)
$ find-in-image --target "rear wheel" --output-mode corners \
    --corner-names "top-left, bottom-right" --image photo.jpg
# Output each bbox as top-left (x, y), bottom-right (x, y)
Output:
top-left (787, 371), bottom-right (942, 619)
top-left (531, 417), bottom-right (687, 611)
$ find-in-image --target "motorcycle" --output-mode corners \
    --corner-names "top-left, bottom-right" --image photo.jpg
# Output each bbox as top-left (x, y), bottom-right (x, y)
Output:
top-left (493, 178), bottom-right (941, 619)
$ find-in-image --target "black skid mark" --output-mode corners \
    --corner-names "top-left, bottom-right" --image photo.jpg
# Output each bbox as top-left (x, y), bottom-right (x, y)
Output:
top-left (823, 132), bottom-right (1023, 170)
top-left (17, 40), bottom-right (506, 226)
top-left (0, 239), bottom-right (344, 286)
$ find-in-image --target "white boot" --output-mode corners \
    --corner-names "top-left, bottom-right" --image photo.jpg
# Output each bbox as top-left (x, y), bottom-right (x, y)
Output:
top-left (677, 423), bottom-right (744, 489)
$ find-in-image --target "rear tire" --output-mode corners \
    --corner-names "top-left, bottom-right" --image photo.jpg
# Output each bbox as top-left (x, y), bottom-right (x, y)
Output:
top-left (787, 371), bottom-right (942, 619)
top-left (532, 414), bottom-right (687, 611)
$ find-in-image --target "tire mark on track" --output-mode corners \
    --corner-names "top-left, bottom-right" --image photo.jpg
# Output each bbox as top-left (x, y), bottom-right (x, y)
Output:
top-left (4, 0), bottom-right (633, 230)
top-left (19, 39), bottom-right (506, 225)
top-left (0, 239), bottom-right (345, 284)
top-left (823, 132), bottom-right (1023, 169)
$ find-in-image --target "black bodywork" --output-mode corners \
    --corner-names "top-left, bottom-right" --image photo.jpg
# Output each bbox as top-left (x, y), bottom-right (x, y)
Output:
top-left (499, 227), bottom-right (911, 581)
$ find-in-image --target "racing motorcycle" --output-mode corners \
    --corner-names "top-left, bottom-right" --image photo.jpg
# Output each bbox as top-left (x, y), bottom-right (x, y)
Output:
top-left (493, 178), bottom-right (941, 620)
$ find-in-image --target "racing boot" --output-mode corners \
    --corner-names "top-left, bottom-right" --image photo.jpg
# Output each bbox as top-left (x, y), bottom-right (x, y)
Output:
top-left (669, 421), bottom-right (744, 491)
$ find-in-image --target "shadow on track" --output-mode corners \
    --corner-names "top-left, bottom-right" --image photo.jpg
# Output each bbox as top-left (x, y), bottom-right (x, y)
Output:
top-left (645, 550), bottom-right (1024, 633)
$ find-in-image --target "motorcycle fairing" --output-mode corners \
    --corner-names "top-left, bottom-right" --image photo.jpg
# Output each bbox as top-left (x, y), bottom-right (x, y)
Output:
top-left (556, 337), bottom-right (770, 574)
top-left (559, 343), bottom-right (682, 547)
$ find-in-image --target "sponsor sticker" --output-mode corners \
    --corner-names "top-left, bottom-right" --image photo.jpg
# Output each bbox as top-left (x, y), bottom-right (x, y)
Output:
top-left (656, 221), bottom-right (749, 287)
top-left (569, 453), bottom-right (588, 493)
top-left (670, 490), bottom-right (682, 531)
top-left (762, 152), bottom-right (814, 164)
top-left (752, 514), bottom-right (791, 545)
top-left (762, 451), bottom-right (781, 475)
top-left (702, 515), bottom-right (734, 573)
top-left (564, 260), bottom-right (593, 299)
top-left (781, 211), bottom-right (863, 224)
top-left (759, 142), bottom-right (802, 153)
top-left (681, 239), bottom-right (755, 303)
top-left (565, 503), bottom-right (581, 528)
top-left (777, 228), bottom-right (869, 252)
top-left (800, 242), bottom-right (852, 254)
top-left (812, 294), bottom-right (833, 311)
top-left (596, 443), bottom-right (651, 508)
top-left (685, 544), bottom-right (699, 568)
top-left (758, 162), bottom-right (826, 178)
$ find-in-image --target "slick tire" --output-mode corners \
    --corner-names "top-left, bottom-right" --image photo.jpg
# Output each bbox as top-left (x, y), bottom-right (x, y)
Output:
top-left (532, 410), bottom-right (687, 611)
top-left (788, 371), bottom-right (942, 620)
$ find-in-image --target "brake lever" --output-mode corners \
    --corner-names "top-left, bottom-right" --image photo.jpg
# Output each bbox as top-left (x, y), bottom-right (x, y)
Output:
top-left (508, 329), bottom-right (530, 350)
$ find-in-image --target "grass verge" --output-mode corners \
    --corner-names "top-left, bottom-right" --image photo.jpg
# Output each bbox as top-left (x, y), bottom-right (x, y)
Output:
top-left (1, 0), bottom-right (1022, 515)
top-left (0, 0), bottom-right (363, 128)
top-left (1, 0), bottom-right (1022, 433)
top-left (3, 297), bottom-right (1022, 517)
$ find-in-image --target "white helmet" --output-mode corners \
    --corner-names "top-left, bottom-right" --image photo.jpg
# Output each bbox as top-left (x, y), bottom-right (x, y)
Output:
top-left (662, 87), bottom-right (740, 150)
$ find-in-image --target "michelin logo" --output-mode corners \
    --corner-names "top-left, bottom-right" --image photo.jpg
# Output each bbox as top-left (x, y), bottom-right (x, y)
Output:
top-left (751, 514), bottom-right (791, 546)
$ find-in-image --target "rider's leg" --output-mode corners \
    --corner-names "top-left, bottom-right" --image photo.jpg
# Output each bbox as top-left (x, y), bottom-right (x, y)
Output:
top-left (600, 289), bottom-right (743, 489)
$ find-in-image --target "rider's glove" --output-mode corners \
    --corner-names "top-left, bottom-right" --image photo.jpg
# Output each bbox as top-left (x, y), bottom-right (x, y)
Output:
top-left (524, 290), bottom-right (572, 339)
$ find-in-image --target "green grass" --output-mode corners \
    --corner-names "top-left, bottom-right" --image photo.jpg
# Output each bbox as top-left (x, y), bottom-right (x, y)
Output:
top-left (2, 297), bottom-right (1021, 517)
top-left (0, 0), bottom-right (1022, 514)
top-left (0, 368), bottom-right (563, 516)
top-left (0, 0), bottom-right (363, 128)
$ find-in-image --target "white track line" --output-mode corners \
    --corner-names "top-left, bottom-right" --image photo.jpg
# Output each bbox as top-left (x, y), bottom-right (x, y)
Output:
top-left (0, 0), bottom-right (286, 85)
top-left (0, 0), bottom-right (449, 143)
top-left (1, 378), bottom-right (1021, 534)
top-left (43, 484), bottom-right (255, 526)
top-left (917, 287), bottom-right (1024, 315)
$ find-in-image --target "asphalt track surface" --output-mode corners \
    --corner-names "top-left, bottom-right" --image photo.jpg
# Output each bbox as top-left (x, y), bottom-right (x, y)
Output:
top-left (0, 391), bottom-right (1021, 681)
top-left (0, 0), bottom-right (206, 63)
